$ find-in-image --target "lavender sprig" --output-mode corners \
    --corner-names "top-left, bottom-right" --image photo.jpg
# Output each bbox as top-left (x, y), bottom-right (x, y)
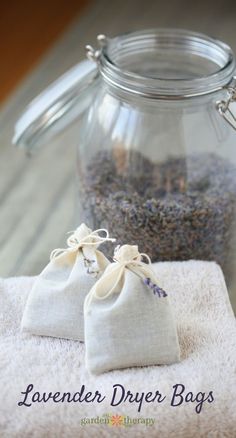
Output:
top-left (81, 250), bottom-right (99, 277)
top-left (143, 277), bottom-right (168, 298)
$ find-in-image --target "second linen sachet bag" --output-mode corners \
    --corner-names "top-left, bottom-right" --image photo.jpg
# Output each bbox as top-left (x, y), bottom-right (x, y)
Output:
top-left (84, 244), bottom-right (180, 374)
top-left (21, 223), bottom-right (115, 341)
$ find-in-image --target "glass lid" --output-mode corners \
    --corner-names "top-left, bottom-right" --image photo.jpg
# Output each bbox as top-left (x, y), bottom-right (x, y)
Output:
top-left (13, 59), bottom-right (98, 151)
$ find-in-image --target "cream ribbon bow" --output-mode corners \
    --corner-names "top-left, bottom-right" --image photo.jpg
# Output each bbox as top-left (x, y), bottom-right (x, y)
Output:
top-left (84, 244), bottom-right (163, 312)
top-left (113, 244), bottom-right (152, 278)
top-left (50, 223), bottom-right (116, 260)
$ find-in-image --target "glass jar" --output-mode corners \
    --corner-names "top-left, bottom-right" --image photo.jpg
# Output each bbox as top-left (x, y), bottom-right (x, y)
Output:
top-left (14, 29), bottom-right (236, 307)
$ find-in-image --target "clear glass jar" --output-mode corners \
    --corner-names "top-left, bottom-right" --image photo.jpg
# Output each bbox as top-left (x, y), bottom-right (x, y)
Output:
top-left (14, 28), bottom-right (236, 307)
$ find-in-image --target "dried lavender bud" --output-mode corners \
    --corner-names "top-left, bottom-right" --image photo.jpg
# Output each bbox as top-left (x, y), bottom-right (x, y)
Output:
top-left (80, 150), bottom-right (236, 285)
top-left (153, 286), bottom-right (161, 297)
top-left (143, 278), bottom-right (168, 298)
top-left (83, 257), bottom-right (99, 276)
top-left (158, 287), bottom-right (168, 298)
top-left (143, 277), bottom-right (151, 286)
top-left (153, 285), bottom-right (168, 298)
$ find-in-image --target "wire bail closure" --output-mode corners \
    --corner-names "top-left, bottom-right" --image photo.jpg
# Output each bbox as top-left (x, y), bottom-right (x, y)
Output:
top-left (216, 76), bottom-right (236, 131)
top-left (85, 34), bottom-right (107, 64)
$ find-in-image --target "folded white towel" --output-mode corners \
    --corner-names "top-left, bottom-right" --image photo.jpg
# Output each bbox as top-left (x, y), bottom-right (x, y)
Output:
top-left (0, 260), bottom-right (235, 437)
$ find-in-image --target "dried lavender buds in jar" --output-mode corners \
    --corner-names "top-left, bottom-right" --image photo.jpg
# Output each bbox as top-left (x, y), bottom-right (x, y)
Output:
top-left (79, 149), bottom-right (236, 281)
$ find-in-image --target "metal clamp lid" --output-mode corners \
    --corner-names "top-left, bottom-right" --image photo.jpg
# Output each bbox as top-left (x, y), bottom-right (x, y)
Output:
top-left (85, 34), bottom-right (107, 63)
top-left (216, 76), bottom-right (236, 130)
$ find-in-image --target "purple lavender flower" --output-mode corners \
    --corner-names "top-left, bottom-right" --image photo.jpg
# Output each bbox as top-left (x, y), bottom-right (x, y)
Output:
top-left (154, 285), bottom-right (168, 297)
top-left (143, 277), bottom-right (168, 298)
top-left (153, 286), bottom-right (161, 297)
top-left (143, 277), bottom-right (151, 286)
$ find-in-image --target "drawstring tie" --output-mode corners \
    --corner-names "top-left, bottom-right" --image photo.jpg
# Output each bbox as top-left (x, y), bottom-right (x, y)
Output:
top-left (113, 245), bottom-right (168, 298)
top-left (50, 226), bottom-right (116, 261)
top-left (84, 245), bottom-right (167, 312)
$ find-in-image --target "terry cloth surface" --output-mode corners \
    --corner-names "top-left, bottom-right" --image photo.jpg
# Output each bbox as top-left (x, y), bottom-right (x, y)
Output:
top-left (0, 260), bottom-right (236, 438)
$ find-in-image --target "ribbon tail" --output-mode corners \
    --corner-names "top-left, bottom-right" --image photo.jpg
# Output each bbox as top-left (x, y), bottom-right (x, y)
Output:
top-left (50, 248), bottom-right (67, 261)
top-left (50, 246), bottom-right (78, 261)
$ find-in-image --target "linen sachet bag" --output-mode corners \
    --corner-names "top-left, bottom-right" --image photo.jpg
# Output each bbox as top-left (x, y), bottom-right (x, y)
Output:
top-left (84, 244), bottom-right (180, 374)
top-left (21, 223), bottom-right (115, 341)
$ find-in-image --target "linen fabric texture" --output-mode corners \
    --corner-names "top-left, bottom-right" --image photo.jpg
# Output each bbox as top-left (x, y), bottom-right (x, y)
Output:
top-left (84, 245), bottom-right (180, 374)
top-left (21, 223), bottom-right (112, 341)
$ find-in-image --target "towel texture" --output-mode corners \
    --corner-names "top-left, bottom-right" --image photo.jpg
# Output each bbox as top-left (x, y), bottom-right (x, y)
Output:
top-left (0, 260), bottom-right (236, 437)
